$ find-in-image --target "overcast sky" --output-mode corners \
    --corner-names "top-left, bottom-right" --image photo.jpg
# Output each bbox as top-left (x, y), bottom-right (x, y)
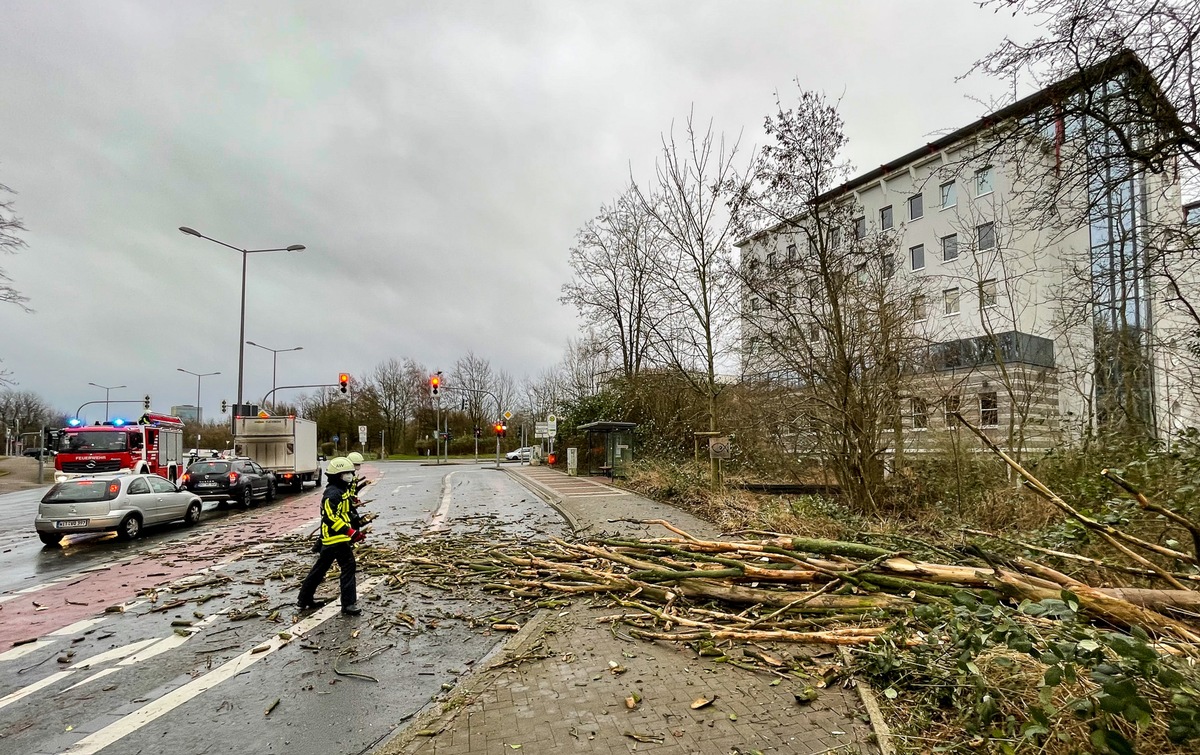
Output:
top-left (0, 0), bottom-right (1037, 422)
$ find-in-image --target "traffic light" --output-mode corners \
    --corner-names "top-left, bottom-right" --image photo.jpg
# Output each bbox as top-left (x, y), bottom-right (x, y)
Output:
top-left (143, 395), bottom-right (151, 410)
top-left (339, 373), bottom-right (350, 394)
top-left (493, 422), bottom-right (503, 437)
top-left (221, 399), bottom-right (228, 414)
top-left (501, 422), bottom-right (508, 438)
top-left (430, 374), bottom-right (441, 397)
top-left (474, 426), bottom-right (481, 439)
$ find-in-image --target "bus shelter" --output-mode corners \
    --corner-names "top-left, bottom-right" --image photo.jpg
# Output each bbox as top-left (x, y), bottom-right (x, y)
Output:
top-left (576, 421), bottom-right (636, 478)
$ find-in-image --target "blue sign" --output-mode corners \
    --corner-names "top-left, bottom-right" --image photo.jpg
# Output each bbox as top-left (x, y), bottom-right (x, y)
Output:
top-left (332, 435), bottom-right (340, 443)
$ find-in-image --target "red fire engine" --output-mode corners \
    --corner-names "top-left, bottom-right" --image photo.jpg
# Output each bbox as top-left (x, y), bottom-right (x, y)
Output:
top-left (54, 412), bottom-right (187, 482)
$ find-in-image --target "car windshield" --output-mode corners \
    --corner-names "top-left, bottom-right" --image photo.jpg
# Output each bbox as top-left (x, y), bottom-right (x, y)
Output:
top-left (190, 461), bottom-right (230, 474)
top-left (60, 431), bottom-right (129, 452)
top-left (43, 479), bottom-right (120, 503)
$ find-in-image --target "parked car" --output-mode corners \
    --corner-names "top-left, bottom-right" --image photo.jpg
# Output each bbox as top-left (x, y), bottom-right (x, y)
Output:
top-left (23, 448), bottom-right (57, 459)
top-left (505, 446), bottom-right (535, 461)
top-left (180, 458), bottom-right (276, 507)
top-left (35, 473), bottom-right (203, 546)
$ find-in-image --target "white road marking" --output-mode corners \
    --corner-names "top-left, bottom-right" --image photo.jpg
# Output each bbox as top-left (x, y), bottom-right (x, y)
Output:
top-left (58, 577), bottom-right (383, 755)
top-left (49, 617), bottom-right (108, 637)
top-left (391, 484), bottom-right (413, 494)
top-left (63, 667), bottom-right (119, 692)
top-left (0, 670), bottom-right (73, 711)
top-left (426, 473), bottom-right (456, 531)
top-left (0, 638), bottom-right (54, 662)
top-left (71, 638), bottom-right (162, 670)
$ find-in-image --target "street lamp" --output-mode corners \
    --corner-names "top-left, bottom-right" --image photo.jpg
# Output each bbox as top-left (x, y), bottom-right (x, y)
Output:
top-left (178, 368), bottom-right (220, 451)
top-left (178, 227), bottom-right (305, 424)
top-left (87, 382), bottom-right (127, 421)
top-left (245, 341), bottom-right (303, 410)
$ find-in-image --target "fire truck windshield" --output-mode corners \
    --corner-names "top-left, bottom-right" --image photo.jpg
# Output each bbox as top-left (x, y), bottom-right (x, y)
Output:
top-left (60, 431), bottom-right (129, 453)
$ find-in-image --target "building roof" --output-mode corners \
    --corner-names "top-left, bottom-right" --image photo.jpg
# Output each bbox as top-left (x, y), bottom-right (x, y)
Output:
top-left (737, 50), bottom-right (1158, 247)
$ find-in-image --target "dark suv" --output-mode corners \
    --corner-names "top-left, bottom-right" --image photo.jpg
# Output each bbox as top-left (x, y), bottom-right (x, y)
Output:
top-left (180, 458), bottom-right (276, 508)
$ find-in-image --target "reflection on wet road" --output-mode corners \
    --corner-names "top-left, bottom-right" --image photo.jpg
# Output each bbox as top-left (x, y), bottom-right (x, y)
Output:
top-left (0, 462), bottom-right (566, 755)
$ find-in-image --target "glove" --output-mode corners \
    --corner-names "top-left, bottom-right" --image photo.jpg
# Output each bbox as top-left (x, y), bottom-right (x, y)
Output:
top-left (350, 529), bottom-right (366, 544)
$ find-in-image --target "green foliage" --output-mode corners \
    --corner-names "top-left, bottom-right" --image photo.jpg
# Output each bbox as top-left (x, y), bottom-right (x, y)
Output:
top-left (859, 593), bottom-right (1200, 753)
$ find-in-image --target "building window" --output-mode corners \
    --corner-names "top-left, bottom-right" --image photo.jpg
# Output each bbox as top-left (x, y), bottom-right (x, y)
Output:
top-left (908, 194), bottom-right (923, 220)
top-left (808, 236), bottom-right (818, 255)
top-left (940, 181), bottom-right (956, 208)
top-left (786, 284), bottom-right (796, 306)
top-left (945, 394), bottom-right (961, 426)
top-left (975, 166), bottom-right (994, 196)
top-left (942, 234), bottom-right (959, 262)
top-left (910, 244), bottom-right (925, 271)
top-left (912, 294), bottom-right (928, 322)
top-left (750, 297), bottom-right (760, 312)
top-left (912, 398), bottom-right (928, 429)
top-left (977, 222), bottom-right (996, 251)
top-left (854, 216), bottom-right (866, 240)
top-left (979, 278), bottom-right (997, 309)
top-left (766, 251), bottom-right (777, 269)
top-left (854, 262), bottom-right (868, 284)
top-left (829, 227), bottom-right (842, 249)
top-left (786, 243), bottom-right (797, 261)
top-left (882, 253), bottom-right (895, 279)
top-left (944, 287), bottom-right (960, 315)
top-left (980, 391), bottom-right (999, 427)
top-left (880, 205), bottom-right (894, 231)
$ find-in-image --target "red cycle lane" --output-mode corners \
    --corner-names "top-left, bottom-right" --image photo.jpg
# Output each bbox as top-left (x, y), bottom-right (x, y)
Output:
top-left (0, 482), bottom-right (336, 649)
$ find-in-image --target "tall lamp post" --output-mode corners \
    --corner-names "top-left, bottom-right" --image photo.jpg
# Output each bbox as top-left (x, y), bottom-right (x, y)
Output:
top-left (245, 341), bottom-right (303, 411)
top-left (178, 368), bottom-right (220, 451)
top-left (178, 227), bottom-right (305, 426)
top-left (87, 382), bottom-right (126, 422)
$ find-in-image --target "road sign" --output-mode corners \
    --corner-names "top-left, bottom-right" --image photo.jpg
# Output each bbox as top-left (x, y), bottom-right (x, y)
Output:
top-left (358, 425), bottom-right (367, 445)
top-left (503, 410), bottom-right (513, 420)
top-left (547, 414), bottom-right (557, 434)
top-left (534, 421), bottom-right (549, 439)
top-left (709, 436), bottom-right (731, 459)
top-left (332, 434), bottom-right (340, 443)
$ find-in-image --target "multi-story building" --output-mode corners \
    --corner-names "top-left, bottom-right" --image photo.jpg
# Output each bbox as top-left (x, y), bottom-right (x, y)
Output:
top-left (738, 53), bottom-right (1197, 453)
top-left (171, 405), bottom-right (200, 423)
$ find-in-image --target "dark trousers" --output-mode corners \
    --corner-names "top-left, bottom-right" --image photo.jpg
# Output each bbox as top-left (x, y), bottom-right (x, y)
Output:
top-left (298, 542), bottom-right (357, 607)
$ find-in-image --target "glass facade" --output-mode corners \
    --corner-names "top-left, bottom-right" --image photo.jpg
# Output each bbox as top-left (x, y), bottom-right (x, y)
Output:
top-left (1084, 82), bottom-right (1154, 430)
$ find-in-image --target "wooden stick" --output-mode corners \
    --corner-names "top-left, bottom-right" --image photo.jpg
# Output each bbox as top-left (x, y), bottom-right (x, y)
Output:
top-left (1102, 469), bottom-right (1200, 557)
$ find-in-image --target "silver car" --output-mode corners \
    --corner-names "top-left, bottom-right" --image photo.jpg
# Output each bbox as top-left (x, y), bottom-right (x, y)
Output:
top-left (35, 474), bottom-right (204, 547)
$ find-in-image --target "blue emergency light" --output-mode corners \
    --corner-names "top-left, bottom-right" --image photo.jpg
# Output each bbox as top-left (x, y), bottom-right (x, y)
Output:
top-left (67, 418), bottom-right (82, 427)
top-left (112, 418), bottom-right (126, 427)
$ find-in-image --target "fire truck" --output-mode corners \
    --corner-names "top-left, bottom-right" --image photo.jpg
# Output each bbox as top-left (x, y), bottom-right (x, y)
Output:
top-left (54, 412), bottom-right (187, 483)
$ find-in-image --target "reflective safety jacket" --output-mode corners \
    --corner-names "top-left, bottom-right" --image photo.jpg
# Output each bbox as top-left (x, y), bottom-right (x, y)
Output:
top-left (320, 482), bottom-right (356, 546)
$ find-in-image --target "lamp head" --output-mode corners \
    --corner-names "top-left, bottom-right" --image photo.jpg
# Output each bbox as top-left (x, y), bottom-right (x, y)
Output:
top-left (287, 245), bottom-right (305, 251)
top-left (179, 227), bottom-right (201, 237)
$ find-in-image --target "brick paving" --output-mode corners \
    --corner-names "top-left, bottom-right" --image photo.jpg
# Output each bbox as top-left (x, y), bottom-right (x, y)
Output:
top-left (381, 466), bottom-right (879, 755)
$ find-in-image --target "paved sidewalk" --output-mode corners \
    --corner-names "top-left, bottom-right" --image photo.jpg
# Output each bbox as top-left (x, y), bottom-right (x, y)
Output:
top-left (379, 466), bottom-right (879, 755)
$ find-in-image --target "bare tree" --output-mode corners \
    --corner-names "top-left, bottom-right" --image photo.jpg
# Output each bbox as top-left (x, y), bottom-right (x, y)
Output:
top-left (560, 186), bottom-right (662, 379)
top-left (367, 357), bottom-right (419, 456)
top-left (451, 351), bottom-right (494, 430)
top-left (735, 88), bottom-right (919, 513)
top-left (630, 110), bottom-right (754, 487)
top-left (0, 181), bottom-right (27, 311)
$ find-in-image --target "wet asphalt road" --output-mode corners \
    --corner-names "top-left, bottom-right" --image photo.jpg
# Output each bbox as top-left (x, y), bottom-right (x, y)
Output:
top-left (0, 461), bottom-right (566, 755)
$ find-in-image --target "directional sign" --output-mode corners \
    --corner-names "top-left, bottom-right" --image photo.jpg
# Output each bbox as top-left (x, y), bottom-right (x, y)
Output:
top-left (534, 421), bottom-right (549, 439)
top-left (332, 434), bottom-right (340, 443)
top-left (358, 425), bottom-right (367, 445)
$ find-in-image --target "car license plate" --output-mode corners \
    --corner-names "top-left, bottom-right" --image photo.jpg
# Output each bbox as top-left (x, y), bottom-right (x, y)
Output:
top-left (55, 519), bottom-right (88, 528)
top-left (196, 481), bottom-right (218, 488)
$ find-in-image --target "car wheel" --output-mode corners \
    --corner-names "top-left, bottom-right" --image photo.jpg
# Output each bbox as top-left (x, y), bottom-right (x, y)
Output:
top-left (266, 482), bottom-right (276, 502)
top-left (38, 532), bottom-right (63, 547)
top-left (242, 486), bottom-right (255, 508)
top-left (116, 514), bottom-right (142, 541)
top-left (184, 501), bottom-right (202, 525)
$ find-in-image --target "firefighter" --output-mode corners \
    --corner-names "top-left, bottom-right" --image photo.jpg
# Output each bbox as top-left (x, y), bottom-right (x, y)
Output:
top-left (297, 457), bottom-right (364, 615)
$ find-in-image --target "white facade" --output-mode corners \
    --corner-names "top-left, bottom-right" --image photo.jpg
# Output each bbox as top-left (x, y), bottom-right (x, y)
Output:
top-left (738, 73), bottom-right (1198, 446)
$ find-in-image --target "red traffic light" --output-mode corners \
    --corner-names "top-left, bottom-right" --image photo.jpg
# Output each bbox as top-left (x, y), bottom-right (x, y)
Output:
top-left (430, 375), bottom-right (441, 397)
